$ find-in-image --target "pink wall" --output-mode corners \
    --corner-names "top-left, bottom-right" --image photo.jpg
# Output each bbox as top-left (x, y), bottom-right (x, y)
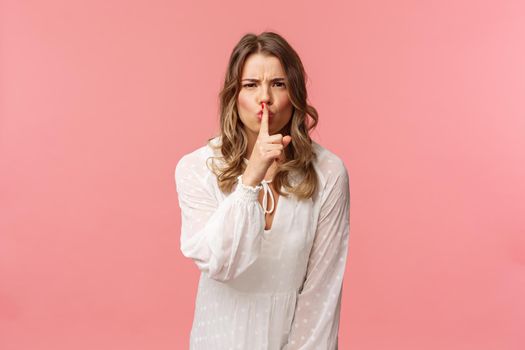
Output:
top-left (1, 0), bottom-right (524, 349)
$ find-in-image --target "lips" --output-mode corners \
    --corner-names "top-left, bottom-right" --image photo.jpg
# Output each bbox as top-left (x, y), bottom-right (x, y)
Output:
top-left (257, 111), bottom-right (274, 118)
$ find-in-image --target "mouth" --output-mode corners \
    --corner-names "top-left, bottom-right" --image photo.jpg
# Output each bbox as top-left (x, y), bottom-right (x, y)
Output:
top-left (257, 111), bottom-right (274, 119)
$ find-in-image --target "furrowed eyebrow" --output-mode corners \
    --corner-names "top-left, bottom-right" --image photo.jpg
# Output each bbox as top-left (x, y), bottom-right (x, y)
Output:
top-left (241, 78), bottom-right (286, 82)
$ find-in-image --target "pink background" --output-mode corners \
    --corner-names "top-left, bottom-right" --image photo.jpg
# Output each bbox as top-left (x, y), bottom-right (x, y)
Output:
top-left (1, 0), bottom-right (524, 349)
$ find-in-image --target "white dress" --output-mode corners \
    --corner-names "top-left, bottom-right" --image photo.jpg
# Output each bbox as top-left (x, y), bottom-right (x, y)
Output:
top-left (174, 136), bottom-right (351, 350)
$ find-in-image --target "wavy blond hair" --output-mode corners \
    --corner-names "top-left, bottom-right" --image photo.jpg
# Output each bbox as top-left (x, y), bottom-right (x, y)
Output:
top-left (206, 31), bottom-right (320, 200)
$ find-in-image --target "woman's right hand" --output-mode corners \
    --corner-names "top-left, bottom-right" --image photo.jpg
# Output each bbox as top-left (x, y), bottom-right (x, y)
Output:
top-left (242, 102), bottom-right (292, 187)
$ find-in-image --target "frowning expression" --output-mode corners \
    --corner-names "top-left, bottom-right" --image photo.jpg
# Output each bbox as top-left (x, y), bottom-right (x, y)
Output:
top-left (237, 53), bottom-right (293, 135)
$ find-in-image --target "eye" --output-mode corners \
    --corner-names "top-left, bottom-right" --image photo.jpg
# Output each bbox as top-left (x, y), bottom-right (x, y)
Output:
top-left (242, 82), bottom-right (286, 88)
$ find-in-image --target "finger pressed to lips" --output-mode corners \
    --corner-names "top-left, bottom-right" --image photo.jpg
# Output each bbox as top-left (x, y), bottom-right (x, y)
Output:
top-left (257, 111), bottom-right (274, 119)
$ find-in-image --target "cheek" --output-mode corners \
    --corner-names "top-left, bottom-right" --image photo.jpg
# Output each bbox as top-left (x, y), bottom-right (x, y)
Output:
top-left (278, 92), bottom-right (291, 106)
top-left (278, 96), bottom-right (292, 113)
top-left (236, 93), bottom-right (253, 126)
top-left (237, 93), bottom-right (251, 111)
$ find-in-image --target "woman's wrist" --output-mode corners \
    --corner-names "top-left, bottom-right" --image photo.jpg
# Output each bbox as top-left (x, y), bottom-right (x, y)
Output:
top-left (241, 173), bottom-right (261, 187)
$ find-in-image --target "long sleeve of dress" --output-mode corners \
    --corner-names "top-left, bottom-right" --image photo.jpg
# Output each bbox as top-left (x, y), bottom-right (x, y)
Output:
top-left (283, 162), bottom-right (351, 350)
top-left (174, 154), bottom-right (266, 282)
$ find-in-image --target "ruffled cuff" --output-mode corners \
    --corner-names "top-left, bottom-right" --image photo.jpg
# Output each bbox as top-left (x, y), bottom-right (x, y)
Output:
top-left (235, 174), bottom-right (262, 200)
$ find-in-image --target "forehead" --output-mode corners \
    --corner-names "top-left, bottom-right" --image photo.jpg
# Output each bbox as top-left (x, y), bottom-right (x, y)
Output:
top-left (241, 53), bottom-right (285, 77)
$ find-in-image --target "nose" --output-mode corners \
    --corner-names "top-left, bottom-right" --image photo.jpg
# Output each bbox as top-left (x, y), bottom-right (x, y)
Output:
top-left (257, 86), bottom-right (272, 106)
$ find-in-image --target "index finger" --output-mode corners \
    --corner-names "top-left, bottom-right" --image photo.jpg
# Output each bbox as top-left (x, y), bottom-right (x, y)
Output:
top-left (258, 102), bottom-right (269, 136)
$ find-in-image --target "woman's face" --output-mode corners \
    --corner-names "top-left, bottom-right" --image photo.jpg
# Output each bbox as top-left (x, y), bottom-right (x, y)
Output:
top-left (237, 53), bottom-right (293, 136)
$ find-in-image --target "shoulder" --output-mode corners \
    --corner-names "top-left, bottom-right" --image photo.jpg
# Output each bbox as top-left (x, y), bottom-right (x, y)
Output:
top-left (311, 140), bottom-right (349, 187)
top-left (174, 136), bottom-right (220, 185)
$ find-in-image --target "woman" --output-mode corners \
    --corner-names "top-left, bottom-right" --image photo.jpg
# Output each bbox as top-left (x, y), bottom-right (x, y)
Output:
top-left (175, 31), bottom-right (351, 349)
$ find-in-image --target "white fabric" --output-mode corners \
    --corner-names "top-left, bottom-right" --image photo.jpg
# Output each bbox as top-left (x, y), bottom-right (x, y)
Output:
top-left (239, 157), bottom-right (275, 214)
top-left (174, 136), bottom-right (351, 350)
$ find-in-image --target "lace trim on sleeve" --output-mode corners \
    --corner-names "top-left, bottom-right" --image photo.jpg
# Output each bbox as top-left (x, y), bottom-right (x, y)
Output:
top-left (236, 174), bottom-right (262, 193)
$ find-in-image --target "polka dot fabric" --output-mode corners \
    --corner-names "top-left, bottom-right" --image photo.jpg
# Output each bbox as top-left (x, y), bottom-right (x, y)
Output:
top-left (174, 136), bottom-right (351, 349)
